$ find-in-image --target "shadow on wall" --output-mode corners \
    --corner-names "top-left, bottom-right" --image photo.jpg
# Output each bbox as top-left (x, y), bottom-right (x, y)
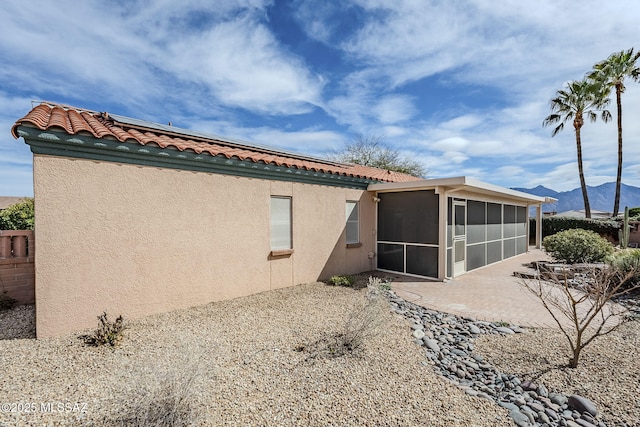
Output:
top-left (318, 192), bottom-right (378, 281)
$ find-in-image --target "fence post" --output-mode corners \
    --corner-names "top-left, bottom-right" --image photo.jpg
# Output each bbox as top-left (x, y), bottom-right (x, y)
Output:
top-left (0, 235), bottom-right (11, 258)
top-left (13, 235), bottom-right (27, 257)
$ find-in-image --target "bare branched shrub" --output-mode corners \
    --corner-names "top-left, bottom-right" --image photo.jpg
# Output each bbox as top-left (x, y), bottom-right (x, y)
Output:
top-left (340, 278), bottom-right (386, 352)
top-left (115, 356), bottom-right (205, 426)
top-left (520, 265), bottom-right (640, 368)
top-left (299, 278), bottom-right (387, 359)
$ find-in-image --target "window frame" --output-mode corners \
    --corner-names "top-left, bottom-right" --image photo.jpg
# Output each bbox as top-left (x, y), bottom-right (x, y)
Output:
top-left (345, 200), bottom-right (360, 245)
top-left (270, 196), bottom-right (292, 252)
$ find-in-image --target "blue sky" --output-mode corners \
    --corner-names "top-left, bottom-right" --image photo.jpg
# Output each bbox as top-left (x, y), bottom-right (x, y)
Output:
top-left (2, 0), bottom-right (640, 196)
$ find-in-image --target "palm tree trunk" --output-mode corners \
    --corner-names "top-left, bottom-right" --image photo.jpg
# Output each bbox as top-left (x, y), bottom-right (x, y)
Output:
top-left (575, 127), bottom-right (591, 219)
top-left (613, 86), bottom-right (623, 217)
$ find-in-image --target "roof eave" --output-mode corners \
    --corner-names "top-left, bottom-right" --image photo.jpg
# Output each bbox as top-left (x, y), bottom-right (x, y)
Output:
top-left (368, 176), bottom-right (554, 204)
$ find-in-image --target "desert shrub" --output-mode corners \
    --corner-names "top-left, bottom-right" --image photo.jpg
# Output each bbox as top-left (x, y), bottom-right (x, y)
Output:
top-left (0, 290), bottom-right (16, 311)
top-left (0, 198), bottom-right (34, 230)
top-left (328, 275), bottom-right (355, 287)
top-left (628, 207), bottom-right (640, 219)
top-left (520, 265), bottom-right (640, 368)
top-left (298, 282), bottom-right (386, 359)
top-left (116, 367), bottom-right (202, 426)
top-left (83, 312), bottom-right (127, 347)
top-left (368, 275), bottom-right (391, 291)
top-left (542, 229), bottom-right (613, 264)
top-left (607, 249), bottom-right (640, 286)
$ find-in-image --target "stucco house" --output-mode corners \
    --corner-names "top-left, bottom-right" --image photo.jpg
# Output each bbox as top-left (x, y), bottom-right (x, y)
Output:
top-left (12, 102), bottom-right (552, 338)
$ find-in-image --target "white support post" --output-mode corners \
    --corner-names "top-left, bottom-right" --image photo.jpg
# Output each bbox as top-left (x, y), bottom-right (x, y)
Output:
top-left (536, 204), bottom-right (543, 249)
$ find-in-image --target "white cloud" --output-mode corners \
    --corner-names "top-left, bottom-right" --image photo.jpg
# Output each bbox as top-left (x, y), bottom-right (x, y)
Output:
top-left (0, 0), bottom-right (321, 116)
top-left (371, 95), bottom-right (416, 124)
top-left (164, 16), bottom-right (325, 115)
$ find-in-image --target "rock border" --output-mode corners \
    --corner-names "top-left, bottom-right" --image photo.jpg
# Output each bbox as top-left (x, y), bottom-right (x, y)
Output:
top-left (387, 291), bottom-right (607, 427)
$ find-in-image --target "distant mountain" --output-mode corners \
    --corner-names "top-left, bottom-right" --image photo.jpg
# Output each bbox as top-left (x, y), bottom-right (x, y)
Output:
top-left (513, 182), bottom-right (640, 214)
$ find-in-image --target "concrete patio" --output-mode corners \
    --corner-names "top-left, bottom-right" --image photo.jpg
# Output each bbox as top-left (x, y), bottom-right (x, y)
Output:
top-left (390, 248), bottom-right (619, 328)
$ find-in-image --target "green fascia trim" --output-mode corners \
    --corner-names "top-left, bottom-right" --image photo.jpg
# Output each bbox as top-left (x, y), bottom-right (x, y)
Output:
top-left (16, 127), bottom-right (377, 189)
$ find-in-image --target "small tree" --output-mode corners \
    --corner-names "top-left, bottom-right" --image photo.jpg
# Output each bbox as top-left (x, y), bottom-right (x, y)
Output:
top-left (330, 134), bottom-right (427, 178)
top-left (520, 266), bottom-right (639, 368)
top-left (0, 198), bottom-right (34, 230)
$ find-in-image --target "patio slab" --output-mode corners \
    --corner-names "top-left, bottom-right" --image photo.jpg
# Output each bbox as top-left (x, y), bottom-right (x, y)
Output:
top-left (390, 249), bottom-right (576, 328)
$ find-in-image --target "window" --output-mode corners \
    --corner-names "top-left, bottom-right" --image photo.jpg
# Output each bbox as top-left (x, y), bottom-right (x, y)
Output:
top-left (346, 201), bottom-right (359, 244)
top-left (270, 196), bottom-right (291, 250)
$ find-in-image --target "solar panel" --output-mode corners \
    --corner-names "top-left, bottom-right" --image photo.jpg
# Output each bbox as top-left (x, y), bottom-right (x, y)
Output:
top-left (109, 114), bottom-right (345, 167)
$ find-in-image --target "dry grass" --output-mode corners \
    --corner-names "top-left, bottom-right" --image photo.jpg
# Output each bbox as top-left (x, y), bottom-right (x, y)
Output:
top-left (111, 352), bottom-right (205, 426)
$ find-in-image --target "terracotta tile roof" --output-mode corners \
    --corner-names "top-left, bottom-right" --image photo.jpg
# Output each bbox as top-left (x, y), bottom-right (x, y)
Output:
top-left (12, 103), bottom-right (421, 183)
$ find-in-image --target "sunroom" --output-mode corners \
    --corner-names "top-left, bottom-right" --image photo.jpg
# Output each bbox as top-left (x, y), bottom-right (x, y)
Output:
top-left (369, 177), bottom-right (554, 280)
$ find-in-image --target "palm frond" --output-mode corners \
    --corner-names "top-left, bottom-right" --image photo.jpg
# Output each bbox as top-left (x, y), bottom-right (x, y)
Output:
top-left (551, 123), bottom-right (564, 137)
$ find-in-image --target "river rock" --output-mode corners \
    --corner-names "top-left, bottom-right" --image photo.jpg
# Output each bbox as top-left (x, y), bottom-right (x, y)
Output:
top-left (423, 338), bottom-right (440, 353)
top-left (568, 395), bottom-right (597, 417)
top-left (412, 329), bottom-right (426, 340)
top-left (468, 324), bottom-right (481, 334)
top-left (495, 326), bottom-right (515, 334)
top-left (509, 409), bottom-right (531, 427)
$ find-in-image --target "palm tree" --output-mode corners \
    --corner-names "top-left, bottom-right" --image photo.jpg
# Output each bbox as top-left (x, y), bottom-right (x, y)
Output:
top-left (543, 79), bottom-right (612, 219)
top-left (588, 48), bottom-right (640, 217)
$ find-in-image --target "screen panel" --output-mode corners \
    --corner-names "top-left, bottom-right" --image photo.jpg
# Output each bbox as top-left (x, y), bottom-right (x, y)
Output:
top-left (377, 243), bottom-right (404, 272)
top-left (406, 245), bottom-right (438, 277)
top-left (487, 241), bottom-right (502, 264)
top-left (467, 243), bottom-right (486, 271)
top-left (378, 191), bottom-right (439, 244)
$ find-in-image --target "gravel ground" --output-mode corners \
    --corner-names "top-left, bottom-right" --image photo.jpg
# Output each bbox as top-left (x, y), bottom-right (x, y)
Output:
top-left (474, 322), bottom-right (640, 426)
top-left (0, 283), bottom-right (511, 427)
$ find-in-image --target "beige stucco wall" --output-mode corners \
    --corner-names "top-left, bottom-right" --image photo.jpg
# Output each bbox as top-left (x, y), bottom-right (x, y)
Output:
top-left (33, 155), bottom-right (376, 337)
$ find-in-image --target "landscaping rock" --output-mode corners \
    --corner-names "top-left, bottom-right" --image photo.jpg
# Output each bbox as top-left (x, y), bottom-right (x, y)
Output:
top-left (389, 292), bottom-right (609, 427)
top-left (568, 395), bottom-right (598, 417)
top-left (550, 392), bottom-right (568, 406)
top-left (423, 338), bottom-right (440, 353)
top-left (509, 409), bottom-right (531, 427)
top-left (468, 324), bottom-right (481, 334)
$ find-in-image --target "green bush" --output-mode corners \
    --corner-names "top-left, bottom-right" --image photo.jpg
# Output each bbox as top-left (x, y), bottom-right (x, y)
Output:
top-left (607, 249), bottom-right (640, 285)
top-left (531, 216), bottom-right (620, 241)
top-left (0, 198), bottom-right (34, 230)
top-left (328, 275), bottom-right (355, 287)
top-left (628, 207), bottom-right (640, 219)
top-left (542, 229), bottom-right (613, 264)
